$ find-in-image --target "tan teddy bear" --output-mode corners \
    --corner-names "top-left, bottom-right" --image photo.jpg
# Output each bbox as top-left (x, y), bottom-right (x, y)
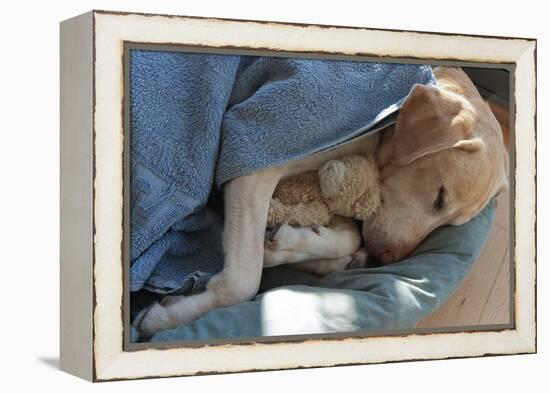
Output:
top-left (267, 155), bottom-right (382, 227)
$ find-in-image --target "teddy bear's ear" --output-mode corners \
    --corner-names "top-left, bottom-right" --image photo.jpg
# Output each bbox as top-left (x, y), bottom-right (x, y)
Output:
top-left (319, 160), bottom-right (347, 198)
top-left (353, 188), bottom-right (382, 220)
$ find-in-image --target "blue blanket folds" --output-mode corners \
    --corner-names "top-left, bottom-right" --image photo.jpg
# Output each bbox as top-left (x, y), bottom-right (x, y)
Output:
top-left (130, 50), bottom-right (436, 294)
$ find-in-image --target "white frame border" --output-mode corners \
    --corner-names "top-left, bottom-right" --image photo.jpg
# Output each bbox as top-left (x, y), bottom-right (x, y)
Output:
top-left (89, 11), bottom-right (536, 381)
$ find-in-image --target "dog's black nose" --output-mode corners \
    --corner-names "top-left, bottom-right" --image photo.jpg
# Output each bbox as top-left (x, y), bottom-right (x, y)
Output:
top-left (367, 250), bottom-right (395, 267)
top-left (366, 254), bottom-right (383, 268)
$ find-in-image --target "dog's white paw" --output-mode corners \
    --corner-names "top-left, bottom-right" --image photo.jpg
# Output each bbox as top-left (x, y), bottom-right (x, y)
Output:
top-left (134, 301), bottom-right (176, 338)
top-left (346, 247), bottom-right (369, 270)
top-left (264, 224), bottom-right (301, 251)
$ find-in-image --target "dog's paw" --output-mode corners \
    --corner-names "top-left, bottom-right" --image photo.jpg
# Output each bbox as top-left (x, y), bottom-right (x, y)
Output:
top-left (346, 247), bottom-right (369, 270)
top-left (160, 295), bottom-right (183, 307)
top-left (133, 301), bottom-right (176, 339)
top-left (310, 224), bottom-right (322, 235)
top-left (264, 224), bottom-right (301, 251)
top-left (264, 225), bottom-right (282, 250)
top-left (263, 225), bottom-right (303, 266)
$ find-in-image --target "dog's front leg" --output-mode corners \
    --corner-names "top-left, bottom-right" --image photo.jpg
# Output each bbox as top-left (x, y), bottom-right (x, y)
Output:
top-left (135, 167), bottom-right (282, 338)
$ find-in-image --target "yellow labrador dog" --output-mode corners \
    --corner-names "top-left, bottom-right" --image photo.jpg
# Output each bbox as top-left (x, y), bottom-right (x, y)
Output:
top-left (135, 67), bottom-right (508, 337)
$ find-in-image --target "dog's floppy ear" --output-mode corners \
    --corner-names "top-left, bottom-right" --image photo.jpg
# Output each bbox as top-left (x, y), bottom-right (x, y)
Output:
top-left (389, 84), bottom-right (483, 166)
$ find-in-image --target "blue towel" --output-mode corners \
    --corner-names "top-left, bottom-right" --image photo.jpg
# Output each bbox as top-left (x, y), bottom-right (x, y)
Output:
top-left (130, 50), bottom-right (436, 294)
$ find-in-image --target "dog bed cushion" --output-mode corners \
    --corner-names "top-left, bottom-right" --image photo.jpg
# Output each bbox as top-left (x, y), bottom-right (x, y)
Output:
top-left (140, 198), bottom-right (495, 342)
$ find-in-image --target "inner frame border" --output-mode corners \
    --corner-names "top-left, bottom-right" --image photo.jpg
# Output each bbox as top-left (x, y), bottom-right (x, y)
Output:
top-left (122, 41), bottom-right (517, 352)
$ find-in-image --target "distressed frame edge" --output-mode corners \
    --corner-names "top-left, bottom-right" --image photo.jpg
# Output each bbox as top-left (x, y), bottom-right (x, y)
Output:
top-left (511, 40), bottom-right (537, 354)
top-left (59, 11), bottom-right (95, 381)
top-left (91, 8), bottom-right (538, 42)
top-left (86, 11), bottom-right (536, 382)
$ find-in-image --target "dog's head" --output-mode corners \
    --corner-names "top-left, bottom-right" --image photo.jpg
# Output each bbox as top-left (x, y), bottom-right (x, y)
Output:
top-left (363, 68), bottom-right (509, 265)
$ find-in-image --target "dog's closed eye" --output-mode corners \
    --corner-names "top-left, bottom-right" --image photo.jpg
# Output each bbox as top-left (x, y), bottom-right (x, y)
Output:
top-left (434, 185), bottom-right (446, 211)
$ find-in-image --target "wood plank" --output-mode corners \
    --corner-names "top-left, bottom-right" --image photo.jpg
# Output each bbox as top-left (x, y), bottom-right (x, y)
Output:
top-left (418, 223), bottom-right (509, 328)
top-left (493, 187), bottom-right (510, 231)
top-left (479, 248), bottom-right (511, 325)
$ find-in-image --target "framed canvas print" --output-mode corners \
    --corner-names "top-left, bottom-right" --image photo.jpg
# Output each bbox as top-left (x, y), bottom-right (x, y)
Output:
top-left (60, 10), bottom-right (537, 382)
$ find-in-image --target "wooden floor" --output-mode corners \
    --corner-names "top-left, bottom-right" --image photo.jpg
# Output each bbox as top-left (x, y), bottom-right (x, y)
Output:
top-left (418, 189), bottom-right (511, 328)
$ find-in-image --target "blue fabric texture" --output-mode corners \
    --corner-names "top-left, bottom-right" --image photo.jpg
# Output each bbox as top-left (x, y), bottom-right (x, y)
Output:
top-left (130, 50), bottom-right (436, 294)
top-left (148, 199), bottom-right (495, 342)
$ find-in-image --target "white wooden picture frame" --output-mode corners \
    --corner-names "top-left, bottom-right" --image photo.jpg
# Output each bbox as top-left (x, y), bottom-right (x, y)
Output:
top-left (60, 10), bottom-right (536, 382)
